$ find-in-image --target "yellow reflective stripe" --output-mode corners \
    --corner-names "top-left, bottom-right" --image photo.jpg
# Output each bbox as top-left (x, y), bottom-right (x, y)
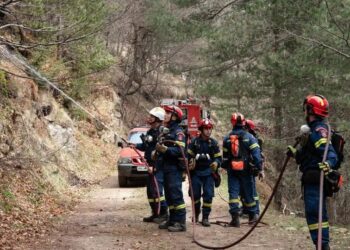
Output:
top-left (169, 205), bottom-right (174, 210)
top-left (195, 199), bottom-right (200, 204)
top-left (254, 196), bottom-right (259, 201)
top-left (229, 199), bottom-right (241, 204)
top-left (315, 138), bottom-right (327, 148)
top-left (308, 222), bottom-right (329, 231)
top-left (243, 201), bottom-right (256, 207)
top-left (243, 139), bottom-right (249, 142)
top-left (175, 141), bottom-right (185, 147)
top-left (148, 196), bottom-right (165, 203)
top-left (174, 204), bottom-right (186, 210)
top-left (203, 202), bottom-right (212, 208)
top-left (214, 152), bottom-right (222, 157)
top-left (223, 147), bottom-right (228, 152)
top-left (188, 149), bottom-right (195, 156)
top-left (249, 143), bottom-right (259, 150)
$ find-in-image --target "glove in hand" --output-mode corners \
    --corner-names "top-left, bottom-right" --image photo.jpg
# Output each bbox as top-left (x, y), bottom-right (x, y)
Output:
top-left (210, 161), bottom-right (218, 171)
top-left (286, 145), bottom-right (297, 157)
top-left (319, 162), bottom-right (331, 175)
top-left (155, 143), bottom-right (168, 153)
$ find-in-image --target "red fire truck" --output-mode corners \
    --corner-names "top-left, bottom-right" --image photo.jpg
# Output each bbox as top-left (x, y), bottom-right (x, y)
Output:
top-left (160, 98), bottom-right (209, 139)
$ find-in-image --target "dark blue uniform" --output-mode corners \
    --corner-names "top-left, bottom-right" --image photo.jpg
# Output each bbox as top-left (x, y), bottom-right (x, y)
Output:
top-left (222, 127), bottom-right (262, 217)
top-left (295, 119), bottom-right (338, 248)
top-left (136, 127), bottom-right (167, 216)
top-left (187, 136), bottom-right (222, 220)
top-left (158, 121), bottom-right (186, 224)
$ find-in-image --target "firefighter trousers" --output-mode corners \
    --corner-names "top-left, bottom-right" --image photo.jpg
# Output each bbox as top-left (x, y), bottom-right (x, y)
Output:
top-left (303, 183), bottom-right (329, 247)
top-left (147, 170), bottom-right (167, 215)
top-left (164, 167), bottom-right (186, 223)
top-left (191, 173), bottom-right (214, 219)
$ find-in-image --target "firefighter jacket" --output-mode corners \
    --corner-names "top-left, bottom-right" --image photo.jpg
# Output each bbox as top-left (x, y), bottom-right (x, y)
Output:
top-left (187, 136), bottom-right (222, 176)
top-left (295, 119), bottom-right (338, 174)
top-left (222, 127), bottom-right (262, 172)
top-left (158, 121), bottom-right (186, 172)
top-left (135, 127), bottom-right (160, 166)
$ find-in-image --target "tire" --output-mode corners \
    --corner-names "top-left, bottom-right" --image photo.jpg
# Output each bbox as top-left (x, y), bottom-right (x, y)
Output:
top-left (118, 174), bottom-right (128, 187)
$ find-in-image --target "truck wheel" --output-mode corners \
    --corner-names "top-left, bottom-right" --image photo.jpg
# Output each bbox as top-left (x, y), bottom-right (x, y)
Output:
top-left (118, 175), bottom-right (128, 187)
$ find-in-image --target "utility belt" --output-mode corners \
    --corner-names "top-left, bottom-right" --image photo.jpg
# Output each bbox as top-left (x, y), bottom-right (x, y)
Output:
top-left (302, 169), bottom-right (343, 197)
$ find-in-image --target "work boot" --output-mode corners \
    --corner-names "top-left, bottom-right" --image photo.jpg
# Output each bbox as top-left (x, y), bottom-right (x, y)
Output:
top-left (321, 244), bottom-right (330, 250)
top-left (248, 213), bottom-right (258, 225)
top-left (228, 213), bottom-right (240, 228)
top-left (168, 222), bottom-right (186, 232)
top-left (201, 218), bottom-right (210, 227)
top-left (159, 220), bottom-right (172, 229)
top-left (153, 212), bottom-right (168, 224)
top-left (143, 214), bottom-right (156, 222)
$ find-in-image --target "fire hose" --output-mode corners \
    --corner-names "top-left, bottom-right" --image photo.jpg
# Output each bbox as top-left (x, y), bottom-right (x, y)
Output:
top-left (164, 139), bottom-right (298, 249)
top-left (317, 123), bottom-right (332, 250)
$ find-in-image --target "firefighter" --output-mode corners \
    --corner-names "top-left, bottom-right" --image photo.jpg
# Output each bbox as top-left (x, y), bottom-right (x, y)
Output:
top-left (187, 118), bottom-right (222, 227)
top-left (287, 95), bottom-right (338, 250)
top-left (155, 105), bottom-right (187, 232)
top-left (222, 113), bottom-right (262, 227)
top-left (241, 119), bottom-right (265, 217)
top-left (134, 107), bottom-right (168, 223)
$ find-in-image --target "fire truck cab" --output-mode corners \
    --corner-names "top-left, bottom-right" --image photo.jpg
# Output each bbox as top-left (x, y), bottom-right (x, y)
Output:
top-left (160, 98), bottom-right (209, 139)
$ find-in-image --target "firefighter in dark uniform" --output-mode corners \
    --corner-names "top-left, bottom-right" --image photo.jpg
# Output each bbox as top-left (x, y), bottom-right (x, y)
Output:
top-left (187, 118), bottom-right (222, 227)
top-left (242, 119), bottom-right (265, 216)
top-left (287, 95), bottom-right (338, 250)
top-left (134, 107), bottom-right (168, 223)
top-left (222, 112), bottom-right (262, 227)
top-left (155, 105), bottom-right (187, 232)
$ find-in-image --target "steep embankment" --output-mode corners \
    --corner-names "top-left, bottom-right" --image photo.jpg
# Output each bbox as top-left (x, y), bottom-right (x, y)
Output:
top-left (0, 45), bottom-right (125, 249)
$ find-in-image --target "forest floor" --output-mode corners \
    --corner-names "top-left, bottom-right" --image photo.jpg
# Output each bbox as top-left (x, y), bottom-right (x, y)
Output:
top-left (18, 174), bottom-right (350, 250)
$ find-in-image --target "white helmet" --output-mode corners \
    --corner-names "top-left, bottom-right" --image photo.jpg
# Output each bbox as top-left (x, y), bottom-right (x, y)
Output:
top-left (149, 107), bottom-right (165, 121)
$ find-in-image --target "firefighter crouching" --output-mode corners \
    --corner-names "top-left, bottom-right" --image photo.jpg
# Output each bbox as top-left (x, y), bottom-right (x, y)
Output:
top-left (187, 118), bottom-right (222, 227)
top-left (222, 112), bottom-right (262, 227)
top-left (287, 95), bottom-right (337, 250)
top-left (134, 107), bottom-right (168, 224)
top-left (155, 105), bottom-right (187, 232)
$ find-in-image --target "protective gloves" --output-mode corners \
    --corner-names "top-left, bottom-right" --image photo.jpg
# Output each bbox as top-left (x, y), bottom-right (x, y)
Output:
top-left (188, 158), bottom-right (196, 170)
top-left (319, 162), bottom-right (331, 175)
top-left (210, 161), bottom-right (218, 171)
top-left (286, 145), bottom-right (297, 157)
top-left (155, 143), bottom-right (168, 153)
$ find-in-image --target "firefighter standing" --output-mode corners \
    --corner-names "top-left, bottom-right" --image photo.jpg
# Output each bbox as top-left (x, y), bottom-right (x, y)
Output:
top-left (134, 107), bottom-right (168, 223)
top-left (222, 113), bottom-right (262, 227)
top-left (287, 95), bottom-right (338, 250)
top-left (187, 118), bottom-right (222, 227)
top-left (155, 105), bottom-right (187, 232)
top-left (242, 119), bottom-right (265, 216)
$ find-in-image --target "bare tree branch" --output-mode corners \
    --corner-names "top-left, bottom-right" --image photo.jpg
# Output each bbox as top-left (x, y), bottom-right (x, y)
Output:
top-left (207, 0), bottom-right (241, 20)
top-left (284, 29), bottom-right (350, 59)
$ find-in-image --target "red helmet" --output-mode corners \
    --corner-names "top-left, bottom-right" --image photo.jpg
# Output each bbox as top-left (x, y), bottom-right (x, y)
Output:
top-left (198, 118), bottom-right (214, 130)
top-left (303, 94), bottom-right (329, 118)
top-left (246, 119), bottom-right (255, 131)
top-left (163, 105), bottom-right (183, 120)
top-left (231, 112), bottom-right (246, 127)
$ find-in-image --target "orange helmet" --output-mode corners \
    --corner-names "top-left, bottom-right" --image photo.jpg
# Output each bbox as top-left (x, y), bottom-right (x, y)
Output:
top-left (303, 94), bottom-right (329, 118)
top-left (246, 119), bottom-right (255, 131)
top-left (231, 112), bottom-right (246, 127)
top-left (163, 105), bottom-right (183, 120)
top-left (198, 118), bottom-right (214, 130)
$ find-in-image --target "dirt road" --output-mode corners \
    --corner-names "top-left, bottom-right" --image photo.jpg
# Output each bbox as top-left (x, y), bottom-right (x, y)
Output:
top-left (20, 175), bottom-right (321, 250)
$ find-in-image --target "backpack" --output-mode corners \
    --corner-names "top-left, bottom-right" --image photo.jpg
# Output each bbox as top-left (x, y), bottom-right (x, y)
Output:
top-left (331, 130), bottom-right (345, 169)
top-left (229, 133), bottom-right (249, 171)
